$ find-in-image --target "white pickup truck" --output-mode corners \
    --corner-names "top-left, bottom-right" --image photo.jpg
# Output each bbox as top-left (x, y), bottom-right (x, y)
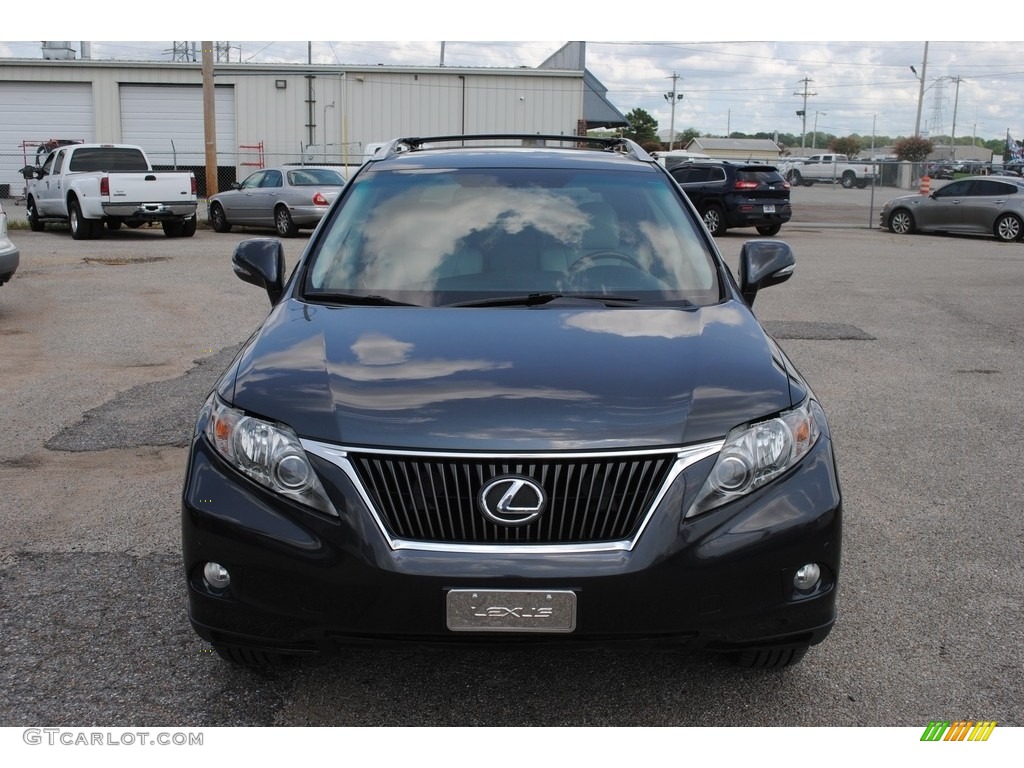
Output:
top-left (24, 144), bottom-right (198, 239)
top-left (784, 153), bottom-right (877, 189)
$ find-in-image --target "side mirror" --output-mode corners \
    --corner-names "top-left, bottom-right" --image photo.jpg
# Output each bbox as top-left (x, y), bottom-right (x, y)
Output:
top-left (738, 240), bottom-right (795, 307)
top-left (231, 182), bottom-right (242, 190)
top-left (232, 238), bottom-right (286, 305)
top-left (20, 166), bottom-right (38, 180)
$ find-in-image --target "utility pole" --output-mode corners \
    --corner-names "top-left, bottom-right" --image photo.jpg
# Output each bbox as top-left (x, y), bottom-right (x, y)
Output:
top-left (949, 76), bottom-right (964, 163)
top-left (664, 73), bottom-right (684, 151)
top-left (912, 42), bottom-right (929, 137)
top-left (201, 41), bottom-right (218, 198)
top-left (794, 77), bottom-right (815, 151)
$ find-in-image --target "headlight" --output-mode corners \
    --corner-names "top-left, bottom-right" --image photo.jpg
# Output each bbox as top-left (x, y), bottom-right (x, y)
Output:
top-left (686, 399), bottom-right (825, 518)
top-left (199, 394), bottom-right (337, 516)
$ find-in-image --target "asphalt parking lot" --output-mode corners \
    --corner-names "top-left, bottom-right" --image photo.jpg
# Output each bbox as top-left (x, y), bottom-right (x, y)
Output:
top-left (0, 221), bottom-right (1021, 729)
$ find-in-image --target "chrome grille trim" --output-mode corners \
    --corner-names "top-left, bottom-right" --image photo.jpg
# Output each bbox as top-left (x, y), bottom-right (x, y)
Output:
top-left (301, 440), bottom-right (724, 554)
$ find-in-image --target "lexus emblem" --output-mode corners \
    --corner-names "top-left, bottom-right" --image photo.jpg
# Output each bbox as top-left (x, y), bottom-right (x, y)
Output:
top-left (478, 476), bottom-right (547, 526)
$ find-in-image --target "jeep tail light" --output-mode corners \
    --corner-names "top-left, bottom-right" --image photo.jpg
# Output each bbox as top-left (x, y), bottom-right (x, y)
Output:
top-left (733, 180), bottom-right (759, 190)
top-left (100, 176), bottom-right (109, 196)
top-left (313, 192), bottom-right (329, 206)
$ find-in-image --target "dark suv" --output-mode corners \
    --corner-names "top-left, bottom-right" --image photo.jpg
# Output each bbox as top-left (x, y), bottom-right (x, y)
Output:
top-left (182, 135), bottom-right (841, 669)
top-left (670, 160), bottom-right (792, 236)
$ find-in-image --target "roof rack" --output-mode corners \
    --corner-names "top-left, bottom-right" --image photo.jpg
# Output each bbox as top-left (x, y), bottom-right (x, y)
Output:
top-left (369, 134), bottom-right (654, 164)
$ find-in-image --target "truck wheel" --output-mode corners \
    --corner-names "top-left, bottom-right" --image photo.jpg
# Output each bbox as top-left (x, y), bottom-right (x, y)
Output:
top-left (788, 169), bottom-right (802, 185)
top-left (106, 218), bottom-right (123, 231)
top-left (275, 205), bottom-right (299, 237)
top-left (856, 180), bottom-right (869, 189)
top-left (26, 197), bottom-right (45, 232)
top-left (69, 199), bottom-right (93, 240)
top-left (841, 171), bottom-right (856, 189)
top-left (181, 215), bottom-right (197, 238)
top-left (209, 203), bottom-right (232, 233)
top-left (162, 220), bottom-right (184, 238)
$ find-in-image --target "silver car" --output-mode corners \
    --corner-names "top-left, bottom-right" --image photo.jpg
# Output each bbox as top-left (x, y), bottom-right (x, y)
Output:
top-left (881, 176), bottom-right (1024, 242)
top-left (208, 166), bottom-right (346, 237)
top-left (0, 201), bottom-right (19, 290)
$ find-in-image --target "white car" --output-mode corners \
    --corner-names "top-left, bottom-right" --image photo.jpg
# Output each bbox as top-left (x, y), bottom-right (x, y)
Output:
top-left (0, 201), bottom-right (19, 290)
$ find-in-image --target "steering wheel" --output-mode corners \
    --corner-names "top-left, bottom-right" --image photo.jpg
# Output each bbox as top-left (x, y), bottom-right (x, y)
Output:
top-left (567, 250), bottom-right (646, 273)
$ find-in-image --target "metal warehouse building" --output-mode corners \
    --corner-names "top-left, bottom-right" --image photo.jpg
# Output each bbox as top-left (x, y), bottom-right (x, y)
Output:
top-left (0, 41), bottom-right (627, 197)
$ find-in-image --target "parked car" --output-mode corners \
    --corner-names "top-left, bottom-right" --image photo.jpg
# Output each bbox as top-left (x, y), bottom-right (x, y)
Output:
top-left (925, 162), bottom-right (954, 180)
top-left (669, 160), bottom-right (792, 236)
top-left (208, 166), bottom-right (346, 237)
top-left (880, 175), bottom-right (1024, 241)
top-left (0, 201), bottom-right (19, 290)
top-left (182, 134), bottom-right (842, 670)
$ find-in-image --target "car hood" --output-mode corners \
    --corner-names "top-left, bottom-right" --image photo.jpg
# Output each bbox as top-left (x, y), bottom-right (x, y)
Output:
top-left (223, 300), bottom-right (800, 451)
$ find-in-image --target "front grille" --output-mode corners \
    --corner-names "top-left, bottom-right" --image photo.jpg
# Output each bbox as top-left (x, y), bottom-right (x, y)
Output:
top-left (350, 453), bottom-right (675, 544)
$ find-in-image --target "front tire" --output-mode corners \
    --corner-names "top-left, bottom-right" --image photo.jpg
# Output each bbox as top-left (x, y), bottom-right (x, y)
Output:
top-left (887, 208), bottom-right (915, 235)
top-left (756, 223), bottom-right (782, 236)
top-left (26, 197), bottom-right (44, 232)
top-left (213, 644), bottom-right (287, 668)
top-left (209, 202), bottom-right (231, 233)
top-left (728, 645), bottom-right (809, 669)
top-left (994, 213), bottom-right (1023, 242)
top-left (700, 205), bottom-right (725, 236)
top-left (274, 205), bottom-right (299, 237)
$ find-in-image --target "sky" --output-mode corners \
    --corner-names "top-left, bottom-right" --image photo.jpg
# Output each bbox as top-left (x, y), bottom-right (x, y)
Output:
top-left (3, 6), bottom-right (1024, 146)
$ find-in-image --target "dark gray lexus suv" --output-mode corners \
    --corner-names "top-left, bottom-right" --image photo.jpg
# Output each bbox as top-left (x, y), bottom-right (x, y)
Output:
top-left (182, 135), bottom-right (841, 668)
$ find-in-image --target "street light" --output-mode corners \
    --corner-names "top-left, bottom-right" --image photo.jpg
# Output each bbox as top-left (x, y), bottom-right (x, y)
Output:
top-left (812, 111), bottom-right (827, 150)
top-left (323, 101), bottom-right (335, 162)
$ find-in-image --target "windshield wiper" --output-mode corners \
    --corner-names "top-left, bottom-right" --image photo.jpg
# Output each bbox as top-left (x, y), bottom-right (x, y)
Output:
top-left (305, 292), bottom-right (420, 307)
top-left (448, 293), bottom-right (696, 309)
top-left (448, 292), bottom-right (642, 308)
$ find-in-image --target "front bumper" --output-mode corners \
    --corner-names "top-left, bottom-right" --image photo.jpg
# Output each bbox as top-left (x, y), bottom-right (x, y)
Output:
top-left (181, 434), bottom-right (841, 656)
top-left (0, 242), bottom-right (18, 286)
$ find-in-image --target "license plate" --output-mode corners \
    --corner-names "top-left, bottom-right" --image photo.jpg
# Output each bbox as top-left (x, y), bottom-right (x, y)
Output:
top-left (446, 589), bottom-right (577, 633)
top-left (763, 204), bottom-right (776, 213)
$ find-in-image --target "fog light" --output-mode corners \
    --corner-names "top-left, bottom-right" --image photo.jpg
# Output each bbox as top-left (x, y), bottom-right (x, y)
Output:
top-left (794, 563), bottom-right (821, 592)
top-left (203, 562), bottom-right (231, 590)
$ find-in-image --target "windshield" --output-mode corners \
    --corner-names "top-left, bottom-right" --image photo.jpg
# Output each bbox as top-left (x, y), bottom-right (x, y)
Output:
top-left (288, 168), bottom-right (345, 186)
top-left (304, 166), bottom-right (721, 307)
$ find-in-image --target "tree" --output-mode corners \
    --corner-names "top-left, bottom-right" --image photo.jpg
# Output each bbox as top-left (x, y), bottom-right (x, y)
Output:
top-left (673, 127), bottom-right (701, 148)
top-left (893, 136), bottom-right (934, 162)
top-left (623, 108), bottom-right (659, 144)
top-left (830, 136), bottom-right (862, 157)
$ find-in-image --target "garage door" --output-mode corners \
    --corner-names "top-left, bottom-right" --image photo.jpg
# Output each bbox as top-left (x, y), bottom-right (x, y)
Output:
top-left (0, 81), bottom-right (94, 197)
top-left (119, 84), bottom-right (235, 167)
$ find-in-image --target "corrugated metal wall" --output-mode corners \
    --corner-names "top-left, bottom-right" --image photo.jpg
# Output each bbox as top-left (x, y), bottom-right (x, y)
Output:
top-left (0, 60), bottom-right (585, 184)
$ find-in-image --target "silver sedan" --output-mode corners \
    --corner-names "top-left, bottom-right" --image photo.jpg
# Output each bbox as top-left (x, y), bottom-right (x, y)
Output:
top-left (0, 201), bottom-right (19, 290)
top-left (880, 176), bottom-right (1024, 242)
top-left (208, 166), bottom-right (346, 237)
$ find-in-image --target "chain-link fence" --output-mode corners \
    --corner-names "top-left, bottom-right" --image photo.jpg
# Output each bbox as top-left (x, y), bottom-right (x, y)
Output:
top-left (0, 150), bottom-right (949, 231)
